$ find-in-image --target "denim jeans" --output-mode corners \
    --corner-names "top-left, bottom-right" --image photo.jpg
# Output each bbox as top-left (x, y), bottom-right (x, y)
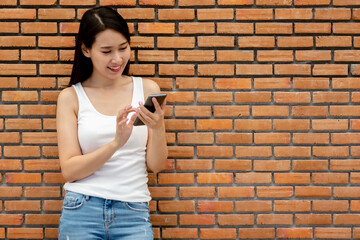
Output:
top-left (58, 191), bottom-right (153, 240)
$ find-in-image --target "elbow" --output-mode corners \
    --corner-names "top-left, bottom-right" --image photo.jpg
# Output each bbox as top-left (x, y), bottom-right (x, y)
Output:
top-left (148, 155), bottom-right (167, 174)
top-left (60, 167), bottom-right (77, 183)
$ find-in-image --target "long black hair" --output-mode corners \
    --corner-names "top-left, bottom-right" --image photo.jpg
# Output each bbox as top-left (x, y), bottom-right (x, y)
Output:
top-left (68, 6), bottom-right (131, 86)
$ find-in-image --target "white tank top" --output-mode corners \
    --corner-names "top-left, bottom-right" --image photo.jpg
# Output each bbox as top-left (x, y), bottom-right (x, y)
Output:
top-left (63, 77), bottom-right (151, 202)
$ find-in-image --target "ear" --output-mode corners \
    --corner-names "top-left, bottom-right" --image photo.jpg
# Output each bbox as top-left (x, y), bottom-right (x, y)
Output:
top-left (81, 43), bottom-right (91, 58)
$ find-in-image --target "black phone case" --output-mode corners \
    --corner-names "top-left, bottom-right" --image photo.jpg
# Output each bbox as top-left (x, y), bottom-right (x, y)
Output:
top-left (134, 93), bottom-right (167, 126)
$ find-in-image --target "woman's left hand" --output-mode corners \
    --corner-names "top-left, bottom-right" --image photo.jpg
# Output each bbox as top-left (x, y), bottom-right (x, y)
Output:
top-left (137, 97), bottom-right (166, 130)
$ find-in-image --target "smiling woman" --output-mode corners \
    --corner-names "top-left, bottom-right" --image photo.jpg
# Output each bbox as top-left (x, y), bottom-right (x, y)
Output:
top-left (56, 6), bottom-right (168, 240)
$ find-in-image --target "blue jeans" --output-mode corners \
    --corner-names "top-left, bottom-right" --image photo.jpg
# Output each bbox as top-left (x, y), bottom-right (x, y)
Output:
top-left (58, 191), bottom-right (153, 240)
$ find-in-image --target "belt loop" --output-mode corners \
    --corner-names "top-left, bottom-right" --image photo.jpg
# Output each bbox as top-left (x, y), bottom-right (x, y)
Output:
top-left (85, 195), bottom-right (90, 201)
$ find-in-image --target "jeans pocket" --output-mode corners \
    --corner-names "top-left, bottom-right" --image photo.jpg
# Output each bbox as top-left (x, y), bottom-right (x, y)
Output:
top-left (125, 202), bottom-right (149, 212)
top-left (62, 191), bottom-right (85, 210)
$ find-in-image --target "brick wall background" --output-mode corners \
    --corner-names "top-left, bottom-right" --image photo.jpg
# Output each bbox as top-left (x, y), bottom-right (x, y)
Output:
top-left (1, 0), bottom-right (360, 239)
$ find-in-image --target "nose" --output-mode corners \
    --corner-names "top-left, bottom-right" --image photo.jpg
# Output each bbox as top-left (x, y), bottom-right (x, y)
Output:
top-left (111, 52), bottom-right (122, 63)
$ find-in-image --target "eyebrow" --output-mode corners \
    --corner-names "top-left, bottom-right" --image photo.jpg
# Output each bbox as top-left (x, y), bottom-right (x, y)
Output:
top-left (100, 42), bottom-right (128, 49)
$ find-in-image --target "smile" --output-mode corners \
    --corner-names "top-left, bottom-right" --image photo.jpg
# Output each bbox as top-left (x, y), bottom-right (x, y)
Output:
top-left (108, 66), bottom-right (121, 72)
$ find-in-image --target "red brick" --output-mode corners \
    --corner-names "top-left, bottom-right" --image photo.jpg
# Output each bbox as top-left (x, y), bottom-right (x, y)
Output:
top-left (24, 186), bottom-right (61, 198)
top-left (180, 214), bottom-right (214, 225)
top-left (162, 228), bottom-right (198, 239)
top-left (334, 23), bottom-right (360, 34)
top-left (158, 173), bottom-right (194, 184)
top-left (238, 36), bottom-right (275, 48)
top-left (235, 119), bottom-right (272, 131)
top-left (215, 159), bottom-right (252, 171)
top-left (5, 200), bottom-right (41, 212)
top-left (218, 23), bottom-right (253, 34)
top-left (317, 8), bottom-right (351, 20)
top-left (218, 214), bottom-right (253, 226)
top-left (200, 228), bottom-right (236, 239)
top-left (179, 23), bottom-right (215, 34)
top-left (292, 106), bottom-right (328, 117)
top-left (197, 146), bottom-right (233, 158)
top-left (293, 160), bottom-right (328, 171)
top-left (215, 78), bottom-right (252, 89)
top-left (6, 173), bottom-right (41, 184)
top-left (255, 133), bottom-right (290, 144)
top-left (277, 146), bottom-right (311, 158)
top-left (20, 0), bottom-right (57, 4)
top-left (275, 64), bottom-right (311, 75)
top-left (178, 50), bottom-right (214, 62)
top-left (179, 187), bottom-right (215, 198)
top-left (0, 9), bottom-right (35, 19)
top-left (218, 187), bottom-right (254, 198)
top-left (236, 200), bottom-right (272, 212)
top-left (236, 9), bottom-right (273, 20)
top-left (198, 9), bottom-right (233, 20)
top-left (176, 159), bottom-right (212, 171)
top-left (274, 200), bottom-right (311, 212)
top-left (198, 64), bottom-right (234, 76)
top-left (257, 187), bottom-right (293, 198)
top-left (139, 0), bottom-right (174, 5)
top-left (274, 173), bottom-right (310, 184)
top-left (315, 228), bottom-right (351, 239)
top-left (293, 133), bottom-right (329, 144)
top-left (151, 214), bottom-right (177, 226)
top-left (238, 228), bottom-right (275, 239)
top-left (236, 146), bottom-right (272, 157)
top-left (7, 228), bottom-right (43, 239)
top-left (0, 215), bottom-right (23, 225)
top-left (293, 77), bottom-right (329, 89)
top-left (257, 214), bottom-right (292, 225)
top-left (38, 9), bottom-right (75, 19)
top-left (274, 92), bottom-right (310, 103)
top-left (295, 187), bottom-right (331, 198)
top-left (99, 0), bottom-right (136, 5)
top-left (296, 50), bottom-right (331, 61)
top-left (278, 37), bottom-right (313, 48)
top-left (236, 173), bottom-right (272, 184)
top-left (158, 201), bottom-right (195, 213)
top-left (312, 173), bottom-right (348, 184)
top-left (256, 23), bottom-right (292, 34)
top-left (254, 160), bottom-right (290, 172)
top-left (313, 200), bottom-right (349, 212)
top-left (277, 228), bottom-right (313, 239)
top-left (276, 8), bottom-right (312, 19)
top-left (198, 201), bottom-right (233, 213)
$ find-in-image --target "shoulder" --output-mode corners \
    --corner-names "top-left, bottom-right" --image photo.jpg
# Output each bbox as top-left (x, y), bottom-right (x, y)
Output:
top-left (57, 85), bottom-right (78, 114)
top-left (141, 78), bottom-right (161, 96)
top-left (58, 85), bottom-right (77, 103)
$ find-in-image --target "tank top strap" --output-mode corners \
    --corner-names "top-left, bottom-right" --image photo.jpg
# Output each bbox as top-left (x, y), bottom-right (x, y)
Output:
top-left (131, 76), bottom-right (145, 107)
top-left (72, 82), bottom-right (91, 112)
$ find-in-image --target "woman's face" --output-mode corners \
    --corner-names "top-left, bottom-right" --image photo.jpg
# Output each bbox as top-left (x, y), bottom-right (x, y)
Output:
top-left (82, 29), bottom-right (130, 81)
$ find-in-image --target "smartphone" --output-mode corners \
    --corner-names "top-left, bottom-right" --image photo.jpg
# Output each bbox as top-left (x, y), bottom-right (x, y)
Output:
top-left (134, 93), bottom-right (167, 126)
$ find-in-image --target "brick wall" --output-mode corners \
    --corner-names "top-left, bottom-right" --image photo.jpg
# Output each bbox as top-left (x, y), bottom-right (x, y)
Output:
top-left (1, 0), bottom-right (360, 239)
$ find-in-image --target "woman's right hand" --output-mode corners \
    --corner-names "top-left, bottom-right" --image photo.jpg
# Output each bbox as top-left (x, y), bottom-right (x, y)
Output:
top-left (113, 105), bottom-right (138, 149)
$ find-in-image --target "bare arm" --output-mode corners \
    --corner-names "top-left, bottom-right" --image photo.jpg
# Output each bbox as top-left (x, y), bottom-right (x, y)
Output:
top-left (56, 87), bottom-right (137, 182)
top-left (137, 80), bottom-right (168, 174)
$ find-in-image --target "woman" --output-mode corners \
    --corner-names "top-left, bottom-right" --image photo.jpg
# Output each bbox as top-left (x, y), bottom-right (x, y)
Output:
top-left (56, 6), bottom-right (168, 239)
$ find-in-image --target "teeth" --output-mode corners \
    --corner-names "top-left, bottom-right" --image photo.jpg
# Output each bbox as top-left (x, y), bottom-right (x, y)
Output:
top-left (109, 66), bottom-right (120, 70)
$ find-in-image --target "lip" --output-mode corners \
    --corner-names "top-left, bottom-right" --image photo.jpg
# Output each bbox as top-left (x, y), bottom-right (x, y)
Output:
top-left (107, 66), bottom-right (122, 73)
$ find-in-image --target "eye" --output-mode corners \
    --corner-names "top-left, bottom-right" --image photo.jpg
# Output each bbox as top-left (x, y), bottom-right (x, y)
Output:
top-left (119, 46), bottom-right (127, 51)
top-left (102, 51), bottom-right (111, 54)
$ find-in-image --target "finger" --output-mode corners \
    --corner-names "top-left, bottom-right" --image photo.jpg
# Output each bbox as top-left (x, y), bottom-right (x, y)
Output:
top-left (117, 117), bottom-right (129, 127)
top-left (152, 97), bottom-right (165, 113)
top-left (138, 109), bottom-right (153, 124)
top-left (128, 110), bottom-right (139, 126)
top-left (138, 101), bottom-right (152, 117)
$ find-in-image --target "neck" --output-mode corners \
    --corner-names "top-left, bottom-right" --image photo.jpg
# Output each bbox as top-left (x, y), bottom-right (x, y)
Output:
top-left (85, 74), bottom-right (130, 88)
